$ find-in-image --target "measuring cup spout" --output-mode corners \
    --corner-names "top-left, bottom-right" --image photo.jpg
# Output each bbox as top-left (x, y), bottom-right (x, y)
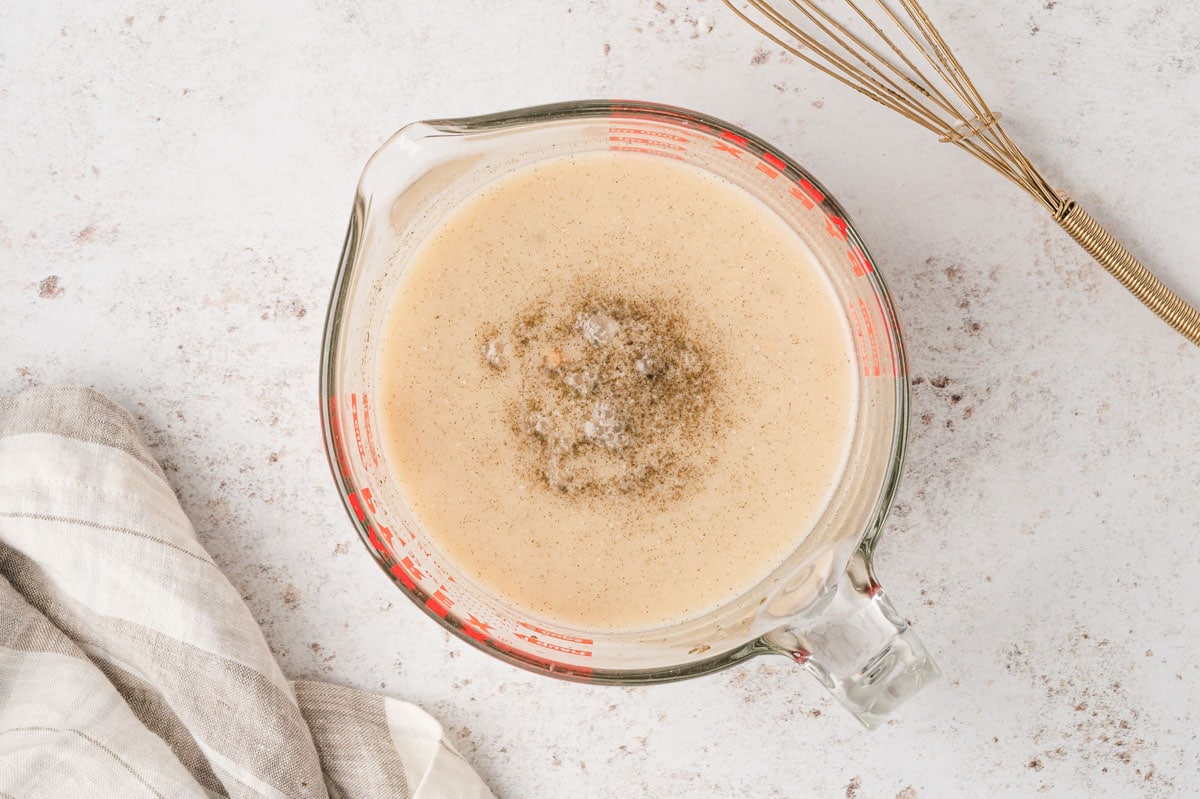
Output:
top-left (762, 550), bottom-right (939, 729)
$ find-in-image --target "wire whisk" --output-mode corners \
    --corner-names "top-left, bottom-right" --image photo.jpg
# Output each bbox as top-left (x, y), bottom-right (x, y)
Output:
top-left (723, 0), bottom-right (1200, 347)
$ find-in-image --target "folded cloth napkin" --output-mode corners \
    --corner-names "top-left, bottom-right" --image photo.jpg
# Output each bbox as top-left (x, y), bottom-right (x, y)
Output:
top-left (0, 386), bottom-right (493, 798)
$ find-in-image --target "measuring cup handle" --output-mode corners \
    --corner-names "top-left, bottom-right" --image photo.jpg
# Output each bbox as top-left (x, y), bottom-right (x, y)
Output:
top-left (763, 550), bottom-right (939, 729)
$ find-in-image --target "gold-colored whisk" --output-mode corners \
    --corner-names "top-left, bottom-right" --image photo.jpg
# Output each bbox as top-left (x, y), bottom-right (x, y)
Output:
top-left (724, 0), bottom-right (1200, 347)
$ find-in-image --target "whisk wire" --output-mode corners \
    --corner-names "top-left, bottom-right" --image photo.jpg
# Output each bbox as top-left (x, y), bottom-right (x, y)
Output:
top-left (758, 14), bottom-right (928, 127)
top-left (724, 0), bottom-right (1200, 346)
top-left (860, 0), bottom-right (968, 114)
top-left (762, 2), bottom-right (1042, 187)
top-left (739, 1), bottom-right (1040, 190)
top-left (793, 0), bottom-right (961, 126)
top-left (894, 0), bottom-right (974, 103)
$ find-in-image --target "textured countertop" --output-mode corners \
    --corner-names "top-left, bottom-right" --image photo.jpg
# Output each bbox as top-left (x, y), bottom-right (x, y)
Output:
top-left (3, 2), bottom-right (1199, 796)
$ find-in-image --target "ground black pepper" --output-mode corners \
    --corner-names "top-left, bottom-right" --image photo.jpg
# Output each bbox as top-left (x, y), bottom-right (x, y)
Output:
top-left (481, 290), bottom-right (723, 501)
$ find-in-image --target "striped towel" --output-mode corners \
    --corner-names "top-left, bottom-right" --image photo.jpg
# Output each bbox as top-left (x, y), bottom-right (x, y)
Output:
top-left (0, 386), bottom-right (493, 798)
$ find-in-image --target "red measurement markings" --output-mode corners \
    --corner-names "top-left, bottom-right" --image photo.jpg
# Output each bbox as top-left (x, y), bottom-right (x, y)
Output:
top-left (825, 214), bottom-right (848, 242)
top-left (607, 125), bottom-right (690, 144)
top-left (713, 141), bottom-right (742, 158)
top-left (367, 522), bottom-right (397, 559)
top-left (873, 293), bottom-right (898, 377)
top-left (790, 179), bottom-right (825, 209)
top-left (847, 246), bottom-right (873, 277)
top-left (409, 537), bottom-right (442, 574)
top-left (426, 585), bottom-right (455, 618)
top-left (721, 130), bottom-right (748, 146)
top-left (606, 138), bottom-right (686, 151)
top-left (346, 487), bottom-right (377, 521)
top-left (390, 562), bottom-right (416, 590)
top-left (849, 267), bottom-right (897, 375)
top-left (704, 142), bottom-right (894, 377)
top-left (360, 393), bottom-right (379, 468)
top-left (327, 397), bottom-right (353, 479)
top-left (755, 151), bottom-right (787, 179)
top-left (517, 621), bottom-right (594, 646)
top-left (849, 298), bottom-right (888, 379)
top-left (350, 393), bottom-right (367, 469)
top-left (790, 185), bottom-right (877, 280)
top-left (398, 521), bottom-right (417, 543)
top-left (607, 123), bottom-right (689, 160)
top-left (398, 555), bottom-right (423, 583)
top-left (382, 521), bottom-right (438, 592)
top-left (367, 525), bottom-right (388, 555)
top-left (609, 114), bottom-right (696, 159)
top-left (846, 303), bottom-right (870, 378)
top-left (855, 297), bottom-right (883, 378)
top-left (347, 491), bottom-right (365, 521)
top-left (608, 135), bottom-right (687, 159)
top-left (513, 632), bottom-right (593, 658)
top-left (608, 145), bottom-right (685, 159)
top-left (707, 129), bottom-right (755, 160)
top-left (460, 614), bottom-right (493, 643)
top-left (493, 639), bottom-right (592, 676)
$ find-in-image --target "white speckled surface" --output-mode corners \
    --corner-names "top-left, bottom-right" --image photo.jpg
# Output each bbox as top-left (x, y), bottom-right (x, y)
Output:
top-left (3, 2), bottom-right (1199, 796)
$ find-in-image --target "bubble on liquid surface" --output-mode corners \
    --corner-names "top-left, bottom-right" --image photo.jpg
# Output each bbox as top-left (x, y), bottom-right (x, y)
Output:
top-left (522, 411), bottom-right (554, 438)
top-left (562, 364), bottom-right (599, 396)
top-left (543, 451), bottom-right (572, 492)
top-left (485, 337), bottom-right (511, 369)
top-left (635, 353), bottom-right (663, 378)
top-left (678, 347), bottom-right (704, 375)
top-left (578, 310), bottom-right (620, 346)
top-left (583, 401), bottom-right (629, 450)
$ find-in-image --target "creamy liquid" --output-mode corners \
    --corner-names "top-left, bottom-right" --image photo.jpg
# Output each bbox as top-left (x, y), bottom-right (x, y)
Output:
top-left (378, 152), bottom-right (855, 631)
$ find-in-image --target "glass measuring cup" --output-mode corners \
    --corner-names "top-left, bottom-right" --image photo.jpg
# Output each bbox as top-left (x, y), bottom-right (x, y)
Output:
top-left (320, 100), bottom-right (938, 728)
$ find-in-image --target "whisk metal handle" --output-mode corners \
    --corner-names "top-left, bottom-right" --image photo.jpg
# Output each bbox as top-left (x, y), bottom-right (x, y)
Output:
top-left (1054, 201), bottom-right (1200, 346)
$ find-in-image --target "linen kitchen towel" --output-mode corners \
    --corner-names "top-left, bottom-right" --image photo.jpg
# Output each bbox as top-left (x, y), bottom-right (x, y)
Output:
top-left (0, 385), bottom-right (493, 799)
